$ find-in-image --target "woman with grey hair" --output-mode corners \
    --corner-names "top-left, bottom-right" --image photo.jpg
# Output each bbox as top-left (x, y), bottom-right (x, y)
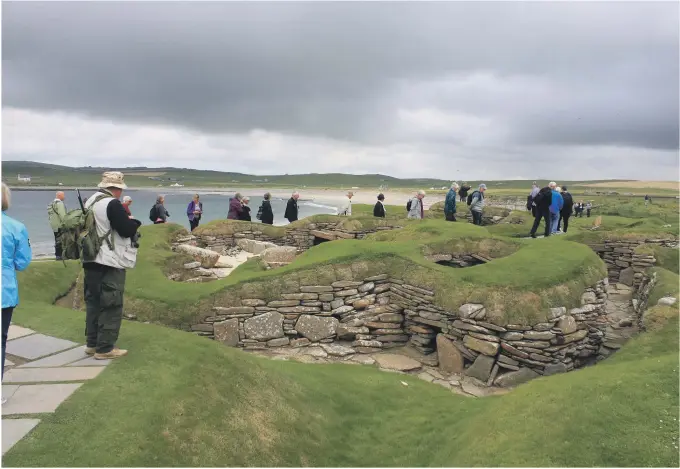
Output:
top-left (239, 196), bottom-right (252, 222)
top-left (122, 196), bottom-right (133, 218)
top-left (407, 190), bottom-right (426, 219)
top-left (1, 183), bottom-right (32, 393)
top-left (151, 195), bottom-right (169, 224)
top-left (258, 192), bottom-right (274, 225)
top-left (227, 192), bottom-right (244, 220)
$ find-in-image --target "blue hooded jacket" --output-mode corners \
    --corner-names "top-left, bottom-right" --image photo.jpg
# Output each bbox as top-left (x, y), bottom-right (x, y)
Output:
top-left (2, 213), bottom-right (32, 308)
top-left (550, 190), bottom-right (564, 214)
top-left (444, 188), bottom-right (457, 214)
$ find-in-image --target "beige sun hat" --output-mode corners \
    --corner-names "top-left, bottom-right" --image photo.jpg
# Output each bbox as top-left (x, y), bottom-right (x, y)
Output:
top-left (98, 171), bottom-right (128, 189)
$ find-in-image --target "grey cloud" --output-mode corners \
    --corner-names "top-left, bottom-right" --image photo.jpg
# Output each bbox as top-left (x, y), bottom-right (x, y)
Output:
top-left (2, 1), bottom-right (679, 151)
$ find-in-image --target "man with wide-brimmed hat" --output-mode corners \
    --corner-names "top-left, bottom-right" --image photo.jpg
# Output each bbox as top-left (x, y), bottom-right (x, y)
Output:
top-left (83, 171), bottom-right (141, 360)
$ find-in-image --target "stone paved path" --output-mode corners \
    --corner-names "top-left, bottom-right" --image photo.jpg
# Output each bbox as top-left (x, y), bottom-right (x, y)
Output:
top-left (2, 325), bottom-right (111, 455)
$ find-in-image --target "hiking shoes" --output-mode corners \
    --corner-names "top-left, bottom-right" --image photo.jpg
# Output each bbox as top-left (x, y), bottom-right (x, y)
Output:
top-left (94, 348), bottom-right (128, 360)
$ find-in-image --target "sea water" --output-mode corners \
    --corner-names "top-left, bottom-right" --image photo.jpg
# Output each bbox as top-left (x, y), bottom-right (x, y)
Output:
top-left (5, 189), bottom-right (338, 257)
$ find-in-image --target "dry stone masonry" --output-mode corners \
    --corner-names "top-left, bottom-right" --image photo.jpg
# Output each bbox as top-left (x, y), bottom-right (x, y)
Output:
top-left (191, 273), bottom-right (613, 388)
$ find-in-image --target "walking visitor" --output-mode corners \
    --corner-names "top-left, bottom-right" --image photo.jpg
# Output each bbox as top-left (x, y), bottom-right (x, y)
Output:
top-left (83, 172), bottom-right (141, 360)
top-left (586, 202), bottom-right (592, 217)
top-left (558, 186), bottom-right (574, 233)
top-left (257, 193), bottom-right (274, 225)
top-left (47, 191), bottom-right (67, 259)
top-left (239, 196), bottom-right (252, 221)
top-left (549, 183), bottom-right (564, 234)
top-left (469, 184), bottom-right (486, 226)
top-left (150, 195), bottom-right (169, 224)
top-left (2, 183), bottom-right (32, 396)
top-left (373, 193), bottom-right (386, 218)
top-left (407, 190), bottom-right (426, 219)
top-left (186, 194), bottom-right (203, 231)
top-left (527, 182), bottom-right (540, 217)
top-left (458, 183), bottom-right (471, 203)
top-left (227, 193), bottom-right (244, 220)
top-left (285, 191), bottom-right (300, 223)
top-left (529, 183), bottom-right (553, 238)
top-left (444, 183), bottom-right (458, 221)
top-left (340, 191), bottom-right (353, 216)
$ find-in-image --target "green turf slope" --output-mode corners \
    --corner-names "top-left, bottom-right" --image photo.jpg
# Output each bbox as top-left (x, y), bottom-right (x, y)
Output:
top-left (3, 259), bottom-right (678, 467)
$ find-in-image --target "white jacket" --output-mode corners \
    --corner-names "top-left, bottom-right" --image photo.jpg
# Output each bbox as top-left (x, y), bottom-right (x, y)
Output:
top-left (85, 195), bottom-right (138, 269)
top-left (340, 198), bottom-right (352, 216)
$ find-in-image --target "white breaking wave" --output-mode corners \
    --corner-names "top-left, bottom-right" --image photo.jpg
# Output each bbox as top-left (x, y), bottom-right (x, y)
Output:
top-left (300, 201), bottom-right (339, 213)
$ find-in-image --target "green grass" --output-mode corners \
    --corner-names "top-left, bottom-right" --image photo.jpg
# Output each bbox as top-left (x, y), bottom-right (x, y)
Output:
top-left (111, 220), bottom-right (606, 327)
top-left (4, 260), bottom-right (678, 467)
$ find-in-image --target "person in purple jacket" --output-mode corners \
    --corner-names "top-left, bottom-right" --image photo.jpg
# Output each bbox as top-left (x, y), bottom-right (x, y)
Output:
top-left (227, 193), bottom-right (244, 220)
top-left (186, 194), bottom-right (203, 231)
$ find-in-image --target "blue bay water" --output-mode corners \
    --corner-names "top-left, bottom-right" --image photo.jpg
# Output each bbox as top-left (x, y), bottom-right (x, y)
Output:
top-left (5, 189), bottom-right (338, 257)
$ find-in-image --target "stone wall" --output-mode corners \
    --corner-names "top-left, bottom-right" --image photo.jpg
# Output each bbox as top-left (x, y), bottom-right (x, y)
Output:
top-left (192, 221), bottom-right (403, 255)
top-left (190, 274), bottom-right (610, 388)
top-left (587, 239), bottom-right (675, 287)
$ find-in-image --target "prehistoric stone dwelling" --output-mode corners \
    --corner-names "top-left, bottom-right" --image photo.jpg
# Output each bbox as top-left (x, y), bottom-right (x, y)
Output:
top-left (154, 214), bottom-right (679, 392)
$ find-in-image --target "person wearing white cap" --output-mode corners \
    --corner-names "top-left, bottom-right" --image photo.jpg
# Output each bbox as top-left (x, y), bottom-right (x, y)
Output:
top-left (469, 184), bottom-right (487, 225)
top-left (82, 171), bottom-right (141, 360)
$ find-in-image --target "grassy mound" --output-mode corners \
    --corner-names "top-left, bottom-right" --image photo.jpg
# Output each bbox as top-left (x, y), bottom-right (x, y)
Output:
top-left (5, 260), bottom-right (678, 467)
top-left (112, 220), bottom-right (606, 327)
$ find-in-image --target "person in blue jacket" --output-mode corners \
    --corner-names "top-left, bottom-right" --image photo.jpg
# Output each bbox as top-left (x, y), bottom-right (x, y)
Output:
top-left (2, 183), bottom-right (32, 388)
top-left (444, 182), bottom-right (459, 222)
top-left (549, 182), bottom-right (564, 234)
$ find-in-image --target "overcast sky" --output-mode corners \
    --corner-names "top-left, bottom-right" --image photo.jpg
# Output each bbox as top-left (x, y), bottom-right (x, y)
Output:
top-left (3, 1), bottom-right (679, 180)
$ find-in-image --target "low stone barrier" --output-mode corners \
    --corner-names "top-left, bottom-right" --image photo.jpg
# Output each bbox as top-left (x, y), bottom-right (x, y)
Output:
top-left (190, 274), bottom-right (610, 388)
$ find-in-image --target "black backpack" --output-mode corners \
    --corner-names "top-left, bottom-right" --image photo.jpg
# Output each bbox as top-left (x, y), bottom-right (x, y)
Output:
top-left (149, 204), bottom-right (158, 222)
top-left (467, 191), bottom-right (478, 206)
top-left (406, 199), bottom-right (412, 212)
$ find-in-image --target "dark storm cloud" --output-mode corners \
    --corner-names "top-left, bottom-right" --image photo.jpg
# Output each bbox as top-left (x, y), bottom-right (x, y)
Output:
top-left (3, 1), bottom-right (679, 150)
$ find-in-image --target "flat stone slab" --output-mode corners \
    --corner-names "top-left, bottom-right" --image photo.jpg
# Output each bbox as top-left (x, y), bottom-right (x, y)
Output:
top-left (3, 367), bottom-right (104, 383)
top-left (4, 359), bottom-right (15, 367)
top-left (2, 383), bottom-right (83, 415)
top-left (7, 325), bottom-right (35, 341)
top-left (18, 346), bottom-right (90, 368)
top-left (6, 334), bottom-right (79, 360)
top-left (2, 385), bottom-right (20, 400)
top-left (2, 418), bottom-right (40, 455)
top-left (67, 356), bottom-right (112, 367)
top-left (373, 353), bottom-right (422, 372)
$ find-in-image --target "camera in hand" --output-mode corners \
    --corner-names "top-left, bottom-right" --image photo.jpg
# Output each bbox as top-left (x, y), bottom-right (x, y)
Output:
top-left (131, 231), bottom-right (142, 248)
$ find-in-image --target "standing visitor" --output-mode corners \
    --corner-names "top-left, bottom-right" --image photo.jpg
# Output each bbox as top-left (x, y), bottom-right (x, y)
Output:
top-left (558, 186), bottom-right (574, 233)
top-left (122, 196), bottom-right (133, 218)
top-left (285, 191), bottom-right (300, 223)
top-left (151, 195), bottom-right (169, 224)
top-left (227, 193), bottom-right (244, 220)
top-left (586, 202), bottom-right (592, 217)
top-left (340, 192), bottom-right (353, 216)
top-left (83, 172), bottom-right (141, 360)
top-left (47, 191), bottom-right (67, 260)
top-left (239, 196), bottom-right (252, 221)
top-left (407, 190), bottom-right (426, 219)
top-left (186, 194), bottom-right (203, 231)
top-left (458, 183), bottom-right (471, 203)
top-left (527, 182), bottom-right (540, 217)
top-left (469, 184), bottom-right (487, 225)
top-left (2, 183), bottom-right (32, 396)
top-left (258, 193), bottom-right (274, 225)
top-left (444, 183), bottom-right (458, 222)
top-left (549, 183), bottom-right (564, 234)
top-left (529, 183), bottom-right (553, 238)
top-left (644, 194), bottom-right (649, 207)
top-left (373, 194), bottom-right (386, 218)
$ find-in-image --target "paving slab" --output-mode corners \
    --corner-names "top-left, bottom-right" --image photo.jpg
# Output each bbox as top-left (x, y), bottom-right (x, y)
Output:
top-left (2, 383), bottom-right (83, 415)
top-left (2, 385), bottom-right (20, 400)
top-left (4, 358), bottom-right (15, 367)
top-left (2, 418), bottom-right (40, 455)
top-left (3, 366), bottom-right (104, 383)
top-left (7, 326), bottom-right (35, 341)
top-left (6, 334), bottom-right (79, 360)
top-left (67, 356), bottom-right (111, 367)
top-left (18, 346), bottom-right (89, 368)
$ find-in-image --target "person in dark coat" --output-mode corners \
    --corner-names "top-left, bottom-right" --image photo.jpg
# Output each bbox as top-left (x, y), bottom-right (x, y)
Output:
top-left (558, 186), bottom-right (574, 233)
top-left (529, 184), bottom-right (553, 238)
top-left (284, 191), bottom-right (299, 223)
top-left (153, 195), bottom-right (169, 224)
top-left (239, 196), bottom-right (252, 221)
top-left (227, 193), bottom-right (243, 220)
top-left (259, 192), bottom-right (274, 225)
top-left (373, 193), bottom-right (386, 218)
top-left (458, 184), bottom-right (471, 203)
